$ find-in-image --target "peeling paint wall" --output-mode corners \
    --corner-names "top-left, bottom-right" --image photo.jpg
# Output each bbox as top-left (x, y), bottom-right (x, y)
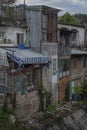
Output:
top-left (16, 91), bottom-right (39, 118)
top-left (42, 42), bottom-right (58, 103)
top-left (26, 10), bottom-right (41, 52)
top-left (0, 26), bottom-right (26, 45)
top-left (58, 24), bottom-right (85, 48)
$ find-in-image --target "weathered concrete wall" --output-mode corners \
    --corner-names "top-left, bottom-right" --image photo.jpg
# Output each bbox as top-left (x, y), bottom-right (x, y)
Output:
top-left (0, 26), bottom-right (26, 45)
top-left (42, 66), bottom-right (52, 92)
top-left (42, 65), bottom-right (58, 103)
top-left (42, 42), bottom-right (58, 103)
top-left (58, 24), bottom-right (85, 47)
top-left (15, 91), bottom-right (39, 118)
top-left (26, 10), bottom-right (41, 52)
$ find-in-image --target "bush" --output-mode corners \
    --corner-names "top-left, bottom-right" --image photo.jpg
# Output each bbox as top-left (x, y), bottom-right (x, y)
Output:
top-left (28, 125), bottom-right (39, 130)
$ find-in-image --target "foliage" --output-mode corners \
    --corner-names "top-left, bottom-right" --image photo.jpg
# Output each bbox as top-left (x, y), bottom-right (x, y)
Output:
top-left (0, 106), bottom-right (32, 130)
top-left (74, 13), bottom-right (87, 26)
top-left (74, 86), bottom-right (83, 94)
top-left (46, 103), bottom-right (62, 116)
top-left (46, 103), bottom-right (57, 112)
top-left (28, 125), bottom-right (39, 130)
top-left (59, 12), bottom-right (80, 25)
top-left (81, 79), bottom-right (87, 100)
top-left (74, 80), bottom-right (87, 101)
top-left (38, 84), bottom-right (52, 111)
top-left (64, 82), bottom-right (70, 102)
top-left (2, 98), bottom-right (8, 113)
top-left (45, 91), bottom-right (52, 108)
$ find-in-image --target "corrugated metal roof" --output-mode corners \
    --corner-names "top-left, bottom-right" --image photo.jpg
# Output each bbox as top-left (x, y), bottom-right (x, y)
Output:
top-left (6, 48), bottom-right (48, 65)
top-left (71, 49), bottom-right (87, 55)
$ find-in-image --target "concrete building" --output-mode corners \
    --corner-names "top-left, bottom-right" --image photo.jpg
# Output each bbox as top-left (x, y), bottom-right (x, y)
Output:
top-left (26, 5), bottom-right (60, 103)
top-left (71, 49), bottom-right (87, 98)
top-left (42, 42), bottom-right (58, 103)
top-left (0, 26), bottom-right (26, 46)
top-left (0, 4), bottom-right (48, 117)
top-left (26, 5), bottom-right (59, 52)
top-left (0, 46), bottom-right (48, 118)
top-left (58, 23), bottom-right (86, 102)
top-left (0, 4), bottom-right (60, 117)
top-left (58, 23), bottom-right (85, 49)
top-left (58, 24), bottom-right (72, 102)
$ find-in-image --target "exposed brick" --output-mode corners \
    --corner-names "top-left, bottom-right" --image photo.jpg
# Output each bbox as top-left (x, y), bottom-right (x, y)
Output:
top-left (58, 76), bottom-right (70, 103)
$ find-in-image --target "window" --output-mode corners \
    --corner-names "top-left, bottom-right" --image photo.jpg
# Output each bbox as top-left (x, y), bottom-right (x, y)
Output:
top-left (72, 32), bottom-right (77, 41)
top-left (42, 14), bottom-right (47, 29)
top-left (17, 33), bottom-right (24, 44)
top-left (26, 69), bottom-right (39, 91)
top-left (59, 60), bottom-right (70, 78)
top-left (53, 58), bottom-right (57, 75)
top-left (60, 32), bottom-right (70, 56)
top-left (42, 32), bottom-right (47, 41)
top-left (83, 57), bottom-right (87, 67)
top-left (0, 32), bottom-right (5, 38)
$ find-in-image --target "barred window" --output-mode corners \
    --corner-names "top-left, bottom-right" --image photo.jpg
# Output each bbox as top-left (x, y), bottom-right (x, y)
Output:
top-left (59, 60), bottom-right (70, 78)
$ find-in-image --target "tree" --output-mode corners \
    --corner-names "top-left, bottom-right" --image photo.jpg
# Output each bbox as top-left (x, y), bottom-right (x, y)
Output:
top-left (74, 13), bottom-right (87, 26)
top-left (59, 12), bottom-right (80, 25)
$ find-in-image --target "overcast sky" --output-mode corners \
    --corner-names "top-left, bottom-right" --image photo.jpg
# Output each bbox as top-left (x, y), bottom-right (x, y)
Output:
top-left (17, 0), bottom-right (87, 15)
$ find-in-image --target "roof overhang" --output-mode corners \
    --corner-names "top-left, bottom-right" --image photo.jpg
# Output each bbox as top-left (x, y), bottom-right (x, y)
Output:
top-left (71, 49), bottom-right (87, 55)
top-left (6, 47), bottom-right (48, 66)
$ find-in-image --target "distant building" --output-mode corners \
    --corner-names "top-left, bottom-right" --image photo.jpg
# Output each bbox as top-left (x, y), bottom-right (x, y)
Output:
top-left (71, 49), bottom-right (87, 98)
top-left (58, 24), bottom-right (72, 102)
top-left (26, 5), bottom-right (60, 52)
top-left (26, 5), bottom-right (60, 103)
top-left (0, 5), bottom-right (60, 117)
top-left (0, 26), bottom-right (26, 46)
top-left (58, 23), bottom-right (86, 102)
top-left (58, 23), bottom-right (85, 50)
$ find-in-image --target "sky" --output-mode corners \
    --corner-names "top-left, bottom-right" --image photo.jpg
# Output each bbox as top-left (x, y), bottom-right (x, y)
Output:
top-left (17, 0), bottom-right (87, 16)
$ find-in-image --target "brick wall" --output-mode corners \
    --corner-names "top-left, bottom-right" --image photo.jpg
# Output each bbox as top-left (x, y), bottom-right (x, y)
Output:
top-left (58, 76), bottom-right (70, 103)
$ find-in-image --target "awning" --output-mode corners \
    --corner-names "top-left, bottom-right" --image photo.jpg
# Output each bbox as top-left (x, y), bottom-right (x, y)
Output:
top-left (71, 49), bottom-right (87, 55)
top-left (6, 48), bottom-right (48, 65)
top-left (0, 48), bottom-right (9, 67)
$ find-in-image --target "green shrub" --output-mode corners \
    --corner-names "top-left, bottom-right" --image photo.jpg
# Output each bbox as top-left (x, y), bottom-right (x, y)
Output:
top-left (46, 103), bottom-right (57, 112)
top-left (28, 125), bottom-right (39, 130)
